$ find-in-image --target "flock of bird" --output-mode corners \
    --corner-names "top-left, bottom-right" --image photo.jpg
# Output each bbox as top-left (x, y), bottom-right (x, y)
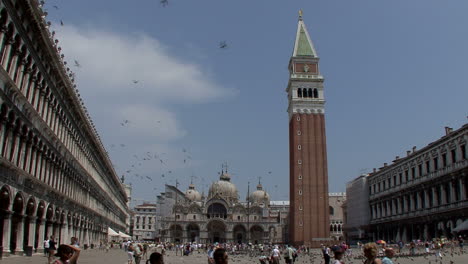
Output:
top-left (45, 0), bottom-right (231, 198)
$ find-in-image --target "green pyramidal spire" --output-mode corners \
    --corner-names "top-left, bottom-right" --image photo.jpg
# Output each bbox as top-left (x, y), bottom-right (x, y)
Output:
top-left (292, 12), bottom-right (317, 57)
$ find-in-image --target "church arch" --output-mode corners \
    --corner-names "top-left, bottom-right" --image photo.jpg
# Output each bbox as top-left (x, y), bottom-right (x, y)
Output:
top-left (250, 225), bottom-right (264, 244)
top-left (233, 224), bottom-right (247, 244)
top-left (313, 89), bottom-right (318, 98)
top-left (297, 88), bottom-right (302, 98)
top-left (186, 223), bottom-right (200, 243)
top-left (307, 88), bottom-right (312, 97)
top-left (206, 220), bottom-right (226, 243)
top-left (207, 203), bottom-right (227, 219)
top-left (170, 224), bottom-right (184, 243)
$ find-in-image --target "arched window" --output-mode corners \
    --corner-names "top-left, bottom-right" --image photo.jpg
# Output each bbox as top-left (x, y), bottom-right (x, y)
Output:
top-left (329, 206), bottom-right (334, 215)
top-left (307, 88), bottom-right (312, 98)
top-left (297, 88), bottom-right (302, 98)
top-left (313, 89), bottom-right (318, 98)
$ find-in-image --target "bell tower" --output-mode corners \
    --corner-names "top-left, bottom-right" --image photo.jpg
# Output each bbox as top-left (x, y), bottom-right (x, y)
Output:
top-left (286, 11), bottom-right (330, 246)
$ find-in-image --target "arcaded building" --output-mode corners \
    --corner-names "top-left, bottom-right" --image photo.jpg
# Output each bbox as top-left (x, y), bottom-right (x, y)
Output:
top-left (286, 12), bottom-right (330, 246)
top-left (0, 0), bottom-right (128, 256)
top-left (368, 125), bottom-right (467, 242)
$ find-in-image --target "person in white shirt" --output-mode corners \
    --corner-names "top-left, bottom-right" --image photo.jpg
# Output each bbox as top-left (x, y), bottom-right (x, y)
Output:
top-left (44, 238), bottom-right (50, 257)
top-left (271, 246), bottom-right (281, 264)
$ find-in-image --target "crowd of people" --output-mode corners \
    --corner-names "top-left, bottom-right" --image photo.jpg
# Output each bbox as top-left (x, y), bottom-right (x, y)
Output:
top-left (39, 234), bottom-right (466, 264)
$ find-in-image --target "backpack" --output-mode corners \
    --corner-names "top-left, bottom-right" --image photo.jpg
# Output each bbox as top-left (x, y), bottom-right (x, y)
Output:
top-left (44, 240), bottom-right (50, 248)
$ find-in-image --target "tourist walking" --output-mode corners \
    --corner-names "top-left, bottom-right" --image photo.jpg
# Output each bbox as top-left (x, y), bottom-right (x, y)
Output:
top-left (134, 244), bottom-right (143, 264)
top-left (363, 242), bottom-right (382, 264)
top-left (48, 236), bottom-right (57, 264)
top-left (52, 244), bottom-right (81, 264)
top-left (271, 245), bottom-right (281, 264)
top-left (44, 237), bottom-right (50, 257)
top-left (128, 243), bottom-right (135, 264)
top-left (284, 245), bottom-right (294, 264)
top-left (322, 244), bottom-right (331, 264)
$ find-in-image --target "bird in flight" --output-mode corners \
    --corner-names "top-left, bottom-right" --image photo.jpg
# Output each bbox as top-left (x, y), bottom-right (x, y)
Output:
top-left (132, 80), bottom-right (139, 84)
top-left (74, 60), bottom-right (81, 68)
top-left (219, 41), bottom-right (228, 49)
top-left (60, 20), bottom-right (64, 26)
top-left (160, 0), bottom-right (169, 7)
top-left (53, 5), bottom-right (59, 10)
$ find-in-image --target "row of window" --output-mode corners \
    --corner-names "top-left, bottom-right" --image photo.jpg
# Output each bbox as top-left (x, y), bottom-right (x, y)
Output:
top-left (135, 225), bottom-right (153, 230)
top-left (371, 145), bottom-right (466, 194)
top-left (297, 88), bottom-right (319, 98)
top-left (135, 216), bottom-right (155, 224)
top-left (371, 179), bottom-right (466, 220)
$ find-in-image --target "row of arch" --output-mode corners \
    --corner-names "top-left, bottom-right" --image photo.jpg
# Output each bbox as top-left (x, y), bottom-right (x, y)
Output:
top-left (297, 88), bottom-right (319, 98)
top-left (167, 221), bottom-right (276, 244)
top-left (0, 3), bottom-right (126, 223)
top-left (373, 218), bottom-right (466, 242)
top-left (371, 177), bottom-right (467, 220)
top-left (0, 185), bottom-right (116, 255)
top-left (0, 102), bottom-right (125, 222)
top-left (330, 224), bottom-right (343, 232)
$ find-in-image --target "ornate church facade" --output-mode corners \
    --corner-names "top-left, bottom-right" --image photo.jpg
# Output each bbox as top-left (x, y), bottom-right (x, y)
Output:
top-left (156, 171), bottom-right (289, 244)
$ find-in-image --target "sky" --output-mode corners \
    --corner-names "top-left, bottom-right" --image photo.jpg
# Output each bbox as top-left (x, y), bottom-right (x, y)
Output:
top-left (44, 0), bottom-right (468, 205)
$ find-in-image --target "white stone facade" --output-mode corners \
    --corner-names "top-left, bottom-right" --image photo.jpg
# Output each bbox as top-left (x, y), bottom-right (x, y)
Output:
top-left (132, 203), bottom-right (157, 241)
top-left (0, 0), bottom-right (128, 256)
top-left (367, 124), bottom-right (467, 242)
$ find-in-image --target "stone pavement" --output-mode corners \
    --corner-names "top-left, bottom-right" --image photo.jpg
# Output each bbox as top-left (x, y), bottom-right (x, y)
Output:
top-left (0, 248), bottom-right (467, 264)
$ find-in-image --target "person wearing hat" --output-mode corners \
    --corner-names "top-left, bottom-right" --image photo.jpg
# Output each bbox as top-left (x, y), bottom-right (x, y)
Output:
top-left (53, 244), bottom-right (81, 264)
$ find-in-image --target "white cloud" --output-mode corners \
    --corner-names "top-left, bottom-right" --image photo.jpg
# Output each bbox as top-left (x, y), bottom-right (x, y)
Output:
top-left (51, 24), bottom-right (233, 184)
top-left (53, 24), bottom-right (233, 144)
top-left (57, 25), bottom-right (234, 104)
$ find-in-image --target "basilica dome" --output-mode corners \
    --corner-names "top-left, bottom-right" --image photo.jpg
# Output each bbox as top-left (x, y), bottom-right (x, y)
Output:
top-left (208, 171), bottom-right (238, 203)
top-left (249, 183), bottom-right (270, 206)
top-left (185, 183), bottom-right (202, 202)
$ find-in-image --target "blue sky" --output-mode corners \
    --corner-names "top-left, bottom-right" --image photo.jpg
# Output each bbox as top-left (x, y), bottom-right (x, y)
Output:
top-left (44, 0), bottom-right (468, 204)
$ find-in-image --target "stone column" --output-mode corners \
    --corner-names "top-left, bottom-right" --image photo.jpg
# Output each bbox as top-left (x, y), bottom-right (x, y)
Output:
top-left (440, 185), bottom-right (447, 205)
top-left (1, 38), bottom-right (13, 69)
top-left (60, 221), bottom-right (68, 246)
top-left (27, 216), bottom-right (37, 249)
top-left (424, 189), bottom-right (430, 209)
top-left (460, 178), bottom-right (466, 200)
top-left (46, 222), bottom-right (53, 240)
top-left (36, 219), bottom-right (46, 253)
top-left (450, 181), bottom-right (457, 203)
top-left (2, 211), bottom-right (12, 256)
top-left (14, 215), bottom-right (25, 254)
top-left (432, 187), bottom-right (438, 207)
top-left (7, 47), bottom-right (19, 76)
